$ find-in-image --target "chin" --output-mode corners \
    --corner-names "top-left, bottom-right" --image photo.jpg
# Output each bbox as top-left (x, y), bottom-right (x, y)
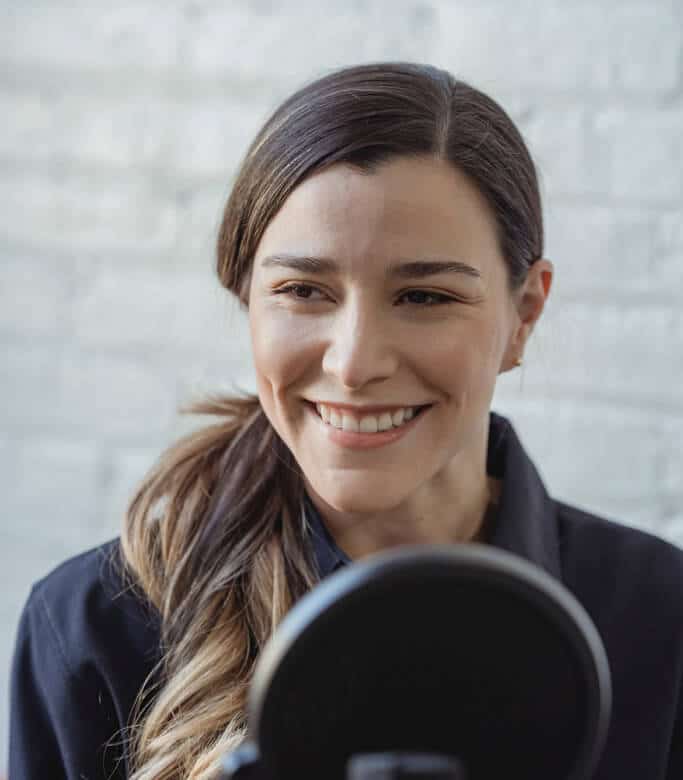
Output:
top-left (314, 478), bottom-right (409, 515)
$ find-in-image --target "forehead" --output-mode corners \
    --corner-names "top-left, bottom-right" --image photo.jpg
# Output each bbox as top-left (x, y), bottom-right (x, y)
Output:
top-left (254, 156), bottom-right (504, 277)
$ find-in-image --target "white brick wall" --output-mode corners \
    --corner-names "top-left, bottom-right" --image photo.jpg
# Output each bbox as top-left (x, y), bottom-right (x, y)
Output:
top-left (2, 0), bottom-right (682, 769)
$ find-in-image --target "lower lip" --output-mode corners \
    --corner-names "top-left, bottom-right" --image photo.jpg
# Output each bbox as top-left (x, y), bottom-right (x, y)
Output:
top-left (306, 402), bottom-right (430, 450)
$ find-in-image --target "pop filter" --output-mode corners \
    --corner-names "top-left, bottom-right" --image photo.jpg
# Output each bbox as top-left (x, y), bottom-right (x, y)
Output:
top-left (222, 544), bottom-right (611, 780)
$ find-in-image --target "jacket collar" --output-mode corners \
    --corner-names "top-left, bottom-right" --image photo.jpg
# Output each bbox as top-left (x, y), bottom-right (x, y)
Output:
top-left (485, 412), bottom-right (562, 578)
top-left (305, 411), bottom-right (562, 581)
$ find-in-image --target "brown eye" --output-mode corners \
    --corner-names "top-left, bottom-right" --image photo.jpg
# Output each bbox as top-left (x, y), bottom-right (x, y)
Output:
top-left (397, 290), bottom-right (454, 306)
top-left (273, 283), bottom-right (327, 301)
top-left (291, 285), bottom-right (314, 298)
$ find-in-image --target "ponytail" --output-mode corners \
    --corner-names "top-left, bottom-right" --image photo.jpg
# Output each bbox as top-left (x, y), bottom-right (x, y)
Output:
top-left (120, 393), bottom-right (318, 779)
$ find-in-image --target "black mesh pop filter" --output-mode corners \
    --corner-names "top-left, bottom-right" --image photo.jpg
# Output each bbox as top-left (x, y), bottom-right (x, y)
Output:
top-left (223, 544), bottom-right (611, 780)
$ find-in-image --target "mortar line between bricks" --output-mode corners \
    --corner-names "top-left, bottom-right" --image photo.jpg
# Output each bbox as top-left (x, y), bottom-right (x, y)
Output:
top-left (0, 155), bottom-right (233, 190)
top-left (3, 153), bottom-right (681, 210)
top-left (2, 392), bottom-right (682, 432)
top-left (549, 295), bottom-right (683, 309)
top-left (494, 390), bottom-right (683, 417)
top-left (1, 67), bottom-right (682, 110)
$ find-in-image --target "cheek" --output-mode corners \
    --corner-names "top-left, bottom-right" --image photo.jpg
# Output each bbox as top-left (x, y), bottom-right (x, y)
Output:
top-left (424, 319), bottom-right (505, 393)
top-left (249, 304), bottom-right (319, 398)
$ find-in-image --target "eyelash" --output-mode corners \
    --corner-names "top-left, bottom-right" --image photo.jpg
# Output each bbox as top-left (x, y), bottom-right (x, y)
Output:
top-left (272, 283), bottom-right (461, 307)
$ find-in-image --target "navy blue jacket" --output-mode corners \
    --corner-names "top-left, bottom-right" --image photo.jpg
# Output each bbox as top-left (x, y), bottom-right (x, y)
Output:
top-left (9, 413), bottom-right (683, 778)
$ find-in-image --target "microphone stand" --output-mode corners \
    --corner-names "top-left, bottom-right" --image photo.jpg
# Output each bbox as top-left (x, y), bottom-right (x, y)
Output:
top-left (221, 745), bottom-right (468, 779)
top-left (348, 752), bottom-right (467, 779)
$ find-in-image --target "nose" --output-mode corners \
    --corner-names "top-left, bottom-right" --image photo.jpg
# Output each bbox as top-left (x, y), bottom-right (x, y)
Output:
top-left (321, 299), bottom-right (399, 390)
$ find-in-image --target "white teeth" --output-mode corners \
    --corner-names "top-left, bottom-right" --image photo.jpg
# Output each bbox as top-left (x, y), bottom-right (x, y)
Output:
top-left (314, 403), bottom-right (425, 434)
top-left (378, 412), bottom-right (393, 431)
top-left (359, 416), bottom-right (378, 433)
top-left (342, 415), bottom-right (360, 433)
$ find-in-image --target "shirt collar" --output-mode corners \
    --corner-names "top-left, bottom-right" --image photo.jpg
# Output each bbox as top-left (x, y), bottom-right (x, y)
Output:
top-left (304, 491), bottom-right (351, 576)
top-left (304, 411), bottom-right (561, 581)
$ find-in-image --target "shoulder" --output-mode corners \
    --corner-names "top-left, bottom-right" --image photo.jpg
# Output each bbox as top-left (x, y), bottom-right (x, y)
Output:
top-left (23, 538), bottom-right (160, 680)
top-left (30, 537), bottom-right (121, 613)
top-left (555, 501), bottom-right (683, 624)
top-left (11, 541), bottom-right (161, 777)
top-left (556, 500), bottom-right (683, 577)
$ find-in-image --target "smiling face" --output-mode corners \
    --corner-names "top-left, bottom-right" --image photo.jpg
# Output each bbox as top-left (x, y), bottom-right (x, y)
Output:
top-left (248, 155), bottom-right (538, 516)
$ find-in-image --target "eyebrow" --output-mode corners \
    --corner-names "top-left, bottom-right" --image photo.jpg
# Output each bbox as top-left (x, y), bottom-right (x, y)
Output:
top-left (260, 253), bottom-right (481, 279)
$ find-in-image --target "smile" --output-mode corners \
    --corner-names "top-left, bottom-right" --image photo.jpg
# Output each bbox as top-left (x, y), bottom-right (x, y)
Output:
top-left (305, 401), bottom-right (432, 450)
top-left (315, 402), bottom-right (427, 433)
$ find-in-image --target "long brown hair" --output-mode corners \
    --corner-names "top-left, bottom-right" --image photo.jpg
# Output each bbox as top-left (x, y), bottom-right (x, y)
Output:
top-left (121, 62), bottom-right (544, 779)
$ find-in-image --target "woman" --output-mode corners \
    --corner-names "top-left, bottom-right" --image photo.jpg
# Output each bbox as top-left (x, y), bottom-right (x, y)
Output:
top-left (10, 63), bottom-right (683, 780)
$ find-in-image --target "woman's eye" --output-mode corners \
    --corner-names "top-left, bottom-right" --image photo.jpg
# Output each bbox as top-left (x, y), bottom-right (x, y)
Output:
top-left (272, 285), bottom-right (458, 306)
top-left (273, 283), bottom-right (328, 301)
top-left (397, 290), bottom-right (455, 306)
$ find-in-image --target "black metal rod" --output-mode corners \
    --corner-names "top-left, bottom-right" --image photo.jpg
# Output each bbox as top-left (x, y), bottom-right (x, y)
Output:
top-left (347, 752), bottom-right (468, 780)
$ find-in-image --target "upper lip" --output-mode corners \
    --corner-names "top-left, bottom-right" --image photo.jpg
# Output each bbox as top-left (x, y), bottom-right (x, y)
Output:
top-left (307, 400), bottom-right (430, 414)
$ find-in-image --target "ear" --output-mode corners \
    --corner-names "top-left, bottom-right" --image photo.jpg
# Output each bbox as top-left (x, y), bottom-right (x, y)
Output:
top-left (501, 259), bottom-right (554, 373)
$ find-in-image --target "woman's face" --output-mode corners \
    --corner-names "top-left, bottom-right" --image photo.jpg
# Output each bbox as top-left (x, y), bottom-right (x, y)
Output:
top-left (248, 156), bottom-right (538, 513)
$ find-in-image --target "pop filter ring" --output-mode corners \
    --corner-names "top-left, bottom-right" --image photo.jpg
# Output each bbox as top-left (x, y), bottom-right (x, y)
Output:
top-left (245, 544), bottom-right (612, 780)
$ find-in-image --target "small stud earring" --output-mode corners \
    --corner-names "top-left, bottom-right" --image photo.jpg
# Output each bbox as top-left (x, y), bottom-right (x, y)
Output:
top-left (514, 357), bottom-right (523, 368)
